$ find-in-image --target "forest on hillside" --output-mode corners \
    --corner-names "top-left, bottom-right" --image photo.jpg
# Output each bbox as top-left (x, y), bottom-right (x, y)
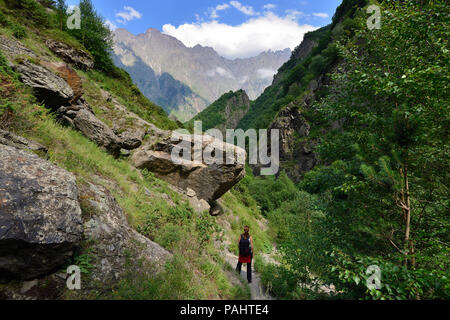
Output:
top-left (240, 0), bottom-right (449, 300)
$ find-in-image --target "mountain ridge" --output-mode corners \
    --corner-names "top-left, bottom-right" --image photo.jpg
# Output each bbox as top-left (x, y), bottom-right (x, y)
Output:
top-left (113, 27), bottom-right (291, 121)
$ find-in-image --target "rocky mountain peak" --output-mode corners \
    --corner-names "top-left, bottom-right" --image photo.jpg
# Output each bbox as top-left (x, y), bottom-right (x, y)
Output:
top-left (112, 28), bottom-right (291, 121)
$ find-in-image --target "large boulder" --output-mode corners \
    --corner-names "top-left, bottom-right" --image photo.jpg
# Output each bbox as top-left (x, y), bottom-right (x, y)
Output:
top-left (79, 182), bottom-right (170, 285)
top-left (0, 145), bottom-right (83, 282)
top-left (132, 133), bottom-right (246, 203)
top-left (45, 40), bottom-right (94, 71)
top-left (14, 60), bottom-right (74, 109)
top-left (73, 109), bottom-right (123, 156)
top-left (39, 60), bottom-right (84, 101)
top-left (118, 129), bottom-right (146, 150)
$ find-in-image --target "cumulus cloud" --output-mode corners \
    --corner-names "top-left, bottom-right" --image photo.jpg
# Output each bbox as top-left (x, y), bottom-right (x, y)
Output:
top-left (162, 12), bottom-right (317, 59)
top-left (116, 6), bottom-right (143, 24)
top-left (230, 1), bottom-right (256, 16)
top-left (313, 13), bottom-right (329, 18)
top-left (263, 4), bottom-right (276, 10)
top-left (257, 68), bottom-right (277, 79)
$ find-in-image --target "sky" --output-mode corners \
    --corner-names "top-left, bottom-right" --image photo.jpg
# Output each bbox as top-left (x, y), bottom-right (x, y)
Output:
top-left (66, 0), bottom-right (343, 59)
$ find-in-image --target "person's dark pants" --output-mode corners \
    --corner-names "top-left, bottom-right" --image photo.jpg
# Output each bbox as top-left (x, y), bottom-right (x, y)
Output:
top-left (236, 261), bottom-right (252, 283)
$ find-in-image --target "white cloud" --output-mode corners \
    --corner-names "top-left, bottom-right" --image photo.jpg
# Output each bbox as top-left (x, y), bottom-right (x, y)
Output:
top-left (230, 1), bottom-right (256, 16)
top-left (105, 19), bottom-right (117, 31)
top-left (217, 4), bottom-right (231, 11)
top-left (285, 9), bottom-right (304, 19)
top-left (257, 68), bottom-right (277, 79)
top-left (210, 3), bottom-right (230, 19)
top-left (263, 4), bottom-right (276, 10)
top-left (116, 6), bottom-right (143, 24)
top-left (162, 12), bottom-right (317, 59)
top-left (207, 67), bottom-right (235, 79)
top-left (313, 13), bottom-right (329, 18)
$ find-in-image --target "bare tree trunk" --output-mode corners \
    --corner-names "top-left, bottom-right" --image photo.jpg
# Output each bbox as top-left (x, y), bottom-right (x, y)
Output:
top-left (402, 163), bottom-right (415, 268)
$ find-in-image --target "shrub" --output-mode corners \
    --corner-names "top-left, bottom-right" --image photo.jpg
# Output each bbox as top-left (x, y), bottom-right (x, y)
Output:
top-left (5, 0), bottom-right (51, 28)
top-left (11, 23), bottom-right (27, 39)
top-left (309, 55), bottom-right (328, 76)
top-left (0, 10), bottom-right (10, 27)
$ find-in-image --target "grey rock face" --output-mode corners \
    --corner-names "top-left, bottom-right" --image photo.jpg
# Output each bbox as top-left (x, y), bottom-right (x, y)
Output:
top-left (0, 35), bottom-right (37, 60)
top-left (132, 134), bottom-right (246, 203)
top-left (46, 40), bottom-right (94, 71)
top-left (14, 61), bottom-right (74, 109)
top-left (0, 145), bottom-right (83, 281)
top-left (0, 130), bottom-right (48, 155)
top-left (267, 103), bottom-right (317, 183)
top-left (80, 182), bottom-right (170, 284)
top-left (73, 109), bottom-right (123, 156)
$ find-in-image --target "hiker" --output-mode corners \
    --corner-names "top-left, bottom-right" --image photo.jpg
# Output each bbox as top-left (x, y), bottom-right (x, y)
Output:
top-left (236, 226), bottom-right (254, 283)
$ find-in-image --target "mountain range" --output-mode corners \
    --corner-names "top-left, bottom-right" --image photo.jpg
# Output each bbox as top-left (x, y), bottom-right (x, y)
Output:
top-left (112, 28), bottom-right (291, 122)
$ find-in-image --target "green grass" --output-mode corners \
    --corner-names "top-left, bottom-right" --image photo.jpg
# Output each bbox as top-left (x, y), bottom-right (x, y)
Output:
top-left (220, 180), bottom-right (276, 257)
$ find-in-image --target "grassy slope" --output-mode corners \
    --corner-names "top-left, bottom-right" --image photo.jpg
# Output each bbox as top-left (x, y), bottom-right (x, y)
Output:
top-left (0, 1), bottom-right (272, 300)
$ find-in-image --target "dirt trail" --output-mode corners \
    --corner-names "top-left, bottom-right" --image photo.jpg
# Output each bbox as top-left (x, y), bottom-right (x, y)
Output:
top-left (224, 251), bottom-right (273, 300)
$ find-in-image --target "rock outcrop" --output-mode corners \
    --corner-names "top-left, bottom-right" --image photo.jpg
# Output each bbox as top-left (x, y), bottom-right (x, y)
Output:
top-left (0, 145), bottom-right (83, 281)
top-left (73, 109), bottom-right (123, 156)
top-left (132, 133), bottom-right (246, 203)
top-left (46, 40), bottom-right (94, 71)
top-left (14, 60), bottom-right (74, 109)
top-left (0, 129), bottom-right (48, 155)
top-left (267, 103), bottom-right (317, 182)
top-left (39, 60), bottom-right (84, 101)
top-left (0, 35), bottom-right (37, 60)
top-left (79, 182), bottom-right (170, 284)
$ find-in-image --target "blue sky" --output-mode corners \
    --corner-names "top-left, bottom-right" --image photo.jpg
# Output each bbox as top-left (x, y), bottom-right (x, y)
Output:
top-left (66, 0), bottom-right (343, 58)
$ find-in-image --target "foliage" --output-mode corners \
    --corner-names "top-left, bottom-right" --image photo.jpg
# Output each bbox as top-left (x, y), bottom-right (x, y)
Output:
top-left (11, 23), bottom-right (26, 38)
top-left (271, 0), bottom-right (450, 300)
top-left (5, 0), bottom-right (52, 28)
top-left (188, 90), bottom-right (247, 131)
top-left (246, 172), bottom-right (299, 215)
top-left (66, 0), bottom-right (114, 74)
top-left (73, 252), bottom-right (94, 275)
top-left (250, 0), bottom-right (449, 301)
top-left (84, 69), bottom-right (178, 130)
top-left (328, 250), bottom-right (449, 300)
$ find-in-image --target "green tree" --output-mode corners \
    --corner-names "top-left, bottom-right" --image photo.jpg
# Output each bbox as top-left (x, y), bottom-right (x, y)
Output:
top-left (68, 0), bottom-right (114, 72)
top-left (311, 0), bottom-right (449, 298)
top-left (56, 0), bottom-right (67, 30)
